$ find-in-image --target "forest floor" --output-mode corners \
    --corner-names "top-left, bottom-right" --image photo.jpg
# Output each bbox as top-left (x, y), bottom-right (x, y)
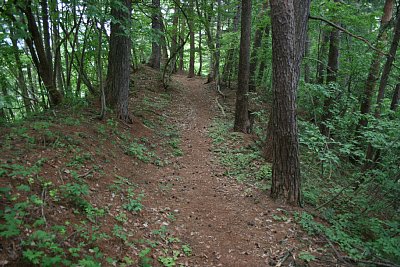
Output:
top-left (1, 66), bottom-right (343, 266)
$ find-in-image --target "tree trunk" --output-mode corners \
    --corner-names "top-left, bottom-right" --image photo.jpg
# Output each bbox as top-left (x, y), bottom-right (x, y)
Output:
top-left (170, 4), bottom-right (179, 73)
top-left (375, 12), bottom-right (400, 117)
top-left (249, 1), bottom-right (268, 92)
top-left (214, 0), bottom-right (222, 86)
top-left (106, 0), bottom-right (132, 123)
top-left (197, 30), bottom-right (203, 76)
top-left (257, 24), bottom-right (271, 84)
top-left (304, 32), bottom-right (311, 83)
top-left (316, 30), bottom-right (329, 84)
top-left (359, 0), bottom-right (394, 128)
top-left (149, 0), bottom-right (161, 70)
top-left (178, 16), bottom-right (185, 72)
top-left (10, 28), bottom-right (32, 114)
top-left (23, 0), bottom-right (63, 106)
top-left (269, 0), bottom-right (310, 206)
top-left (320, 22), bottom-right (340, 136)
top-left (222, 3), bottom-right (241, 85)
top-left (390, 83), bottom-right (400, 111)
top-left (233, 0), bottom-right (251, 133)
top-left (188, 0), bottom-right (195, 78)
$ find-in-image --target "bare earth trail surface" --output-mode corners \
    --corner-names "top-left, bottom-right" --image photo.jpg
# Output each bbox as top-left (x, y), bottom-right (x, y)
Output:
top-left (140, 74), bottom-right (309, 266)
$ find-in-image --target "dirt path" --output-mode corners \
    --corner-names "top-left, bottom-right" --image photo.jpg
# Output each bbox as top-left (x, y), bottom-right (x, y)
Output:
top-left (143, 75), bottom-right (306, 266)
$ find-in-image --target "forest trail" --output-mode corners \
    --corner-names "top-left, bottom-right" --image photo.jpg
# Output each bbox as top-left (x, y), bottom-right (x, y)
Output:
top-left (140, 74), bottom-right (307, 266)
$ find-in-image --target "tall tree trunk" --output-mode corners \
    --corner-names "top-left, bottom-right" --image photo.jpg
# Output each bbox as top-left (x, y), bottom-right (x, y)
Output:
top-left (197, 30), bottom-right (203, 76)
top-left (214, 0), bottom-right (222, 86)
top-left (106, 0), bottom-right (132, 123)
top-left (149, 0), bottom-right (161, 70)
top-left (188, 0), bottom-right (195, 78)
top-left (249, 1), bottom-right (268, 92)
top-left (257, 24), bottom-right (271, 84)
top-left (359, 0), bottom-right (394, 128)
top-left (304, 32), bottom-right (311, 83)
top-left (10, 28), bottom-right (32, 114)
top-left (269, 0), bottom-right (310, 206)
top-left (41, 0), bottom-right (52, 71)
top-left (222, 3), bottom-right (241, 85)
top-left (233, 0), bottom-right (251, 133)
top-left (178, 17), bottom-right (185, 72)
top-left (170, 4), bottom-right (179, 73)
top-left (390, 83), bottom-right (400, 111)
top-left (22, 0), bottom-right (62, 106)
top-left (375, 12), bottom-right (400, 117)
top-left (320, 21), bottom-right (340, 136)
top-left (316, 30), bottom-right (329, 84)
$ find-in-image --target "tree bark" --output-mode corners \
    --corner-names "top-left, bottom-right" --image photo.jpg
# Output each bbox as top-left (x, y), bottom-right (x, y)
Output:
top-left (149, 0), bottom-right (161, 70)
top-left (233, 0), bottom-right (251, 133)
top-left (170, 3), bottom-right (179, 73)
top-left (359, 0), bottom-right (394, 128)
top-left (106, 0), bottom-right (132, 123)
top-left (23, 0), bottom-right (63, 106)
top-left (269, 0), bottom-right (310, 206)
top-left (375, 12), bottom-right (400, 117)
top-left (390, 83), bottom-right (400, 111)
top-left (316, 30), bottom-right (329, 84)
top-left (222, 3), bottom-right (241, 86)
top-left (197, 30), bottom-right (203, 76)
top-left (188, 0), bottom-right (196, 78)
top-left (249, 1), bottom-right (268, 92)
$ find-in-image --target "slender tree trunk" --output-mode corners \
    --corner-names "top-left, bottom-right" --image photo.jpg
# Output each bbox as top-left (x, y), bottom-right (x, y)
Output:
top-left (249, 1), bottom-right (268, 92)
top-left (304, 32), bottom-right (311, 83)
top-left (160, 18), bottom-right (169, 67)
top-left (188, 0), bottom-right (195, 78)
top-left (197, 30), bottom-right (203, 76)
top-left (316, 30), bottom-right (329, 84)
top-left (41, 0), bottom-right (52, 71)
top-left (269, 0), bottom-right (310, 206)
top-left (214, 0), bottom-right (222, 86)
top-left (178, 16), bottom-right (185, 72)
top-left (320, 22), bottom-right (340, 136)
top-left (257, 24), bottom-right (271, 84)
top-left (149, 0), bottom-right (161, 70)
top-left (375, 12), bottom-right (400, 117)
top-left (359, 0), bottom-right (394, 128)
top-left (10, 28), bottom-right (32, 114)
top-left (233, 0), bottom-right (251, 133)
top-left (222, 3), bottom-right (241, 85)
top-left (106, 0), bottom-right (132, 123)
top-left (390, 83), bottom-right (400, 111)
top-left (23, 0), bottom-right (62, 106)
top-left (170, 4), bottom-right (179, 73)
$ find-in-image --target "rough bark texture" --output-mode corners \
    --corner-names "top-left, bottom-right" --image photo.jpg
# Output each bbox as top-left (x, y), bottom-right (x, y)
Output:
top-left (320, 23), bottom-right (340, 136)
top-left (23, 0), bottom-right (62, 106)
top-left (106, 0), bottom-right (132, 123)
top-left (269, 0), bottom-right (310, 206)
top-left (233, 0), bottom-right (251, 133)
top-left (197, 30), bottom-right (202, 76)
top-left (222, 3), bottom-right (241, 85)
top-left (375, 12), bottom-right (400, 117)
top-left (316, 30), bottom-right (329, 84)
top-left (170, 4), bottom-right (179, 73)
top-left (249, 1), bottom-right (268, 92)
top-left (188, 0), bottom-right (195, 78)
top-left (359, 0), bottom-right (394, 127)
top-left (149, 0), bottom-right (161, 70)
top-left (391, 83), bottom-right (400, 111)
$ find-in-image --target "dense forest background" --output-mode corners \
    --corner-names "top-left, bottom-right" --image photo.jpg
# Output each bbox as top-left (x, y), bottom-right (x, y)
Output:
top-left (1, 0), bottom-right (400, 266)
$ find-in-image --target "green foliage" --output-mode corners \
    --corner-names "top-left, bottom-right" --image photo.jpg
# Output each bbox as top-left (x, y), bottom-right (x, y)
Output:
top-left (208, 119), bottom-right (271, 185)
top-left (126, 139), bottom-right (155, 163)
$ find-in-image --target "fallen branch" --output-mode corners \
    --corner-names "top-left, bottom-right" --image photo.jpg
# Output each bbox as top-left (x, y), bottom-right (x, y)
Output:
top-left (215, 96), bottom-right (226, 117)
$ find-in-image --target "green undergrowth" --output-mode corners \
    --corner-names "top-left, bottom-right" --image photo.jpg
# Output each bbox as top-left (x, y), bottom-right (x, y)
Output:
top-left (297, 118), bottom-right (400, 265)
top-left (0, 76), bottom-right (190, 265)
top-left (208, 117), bottom-right (271, 189)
